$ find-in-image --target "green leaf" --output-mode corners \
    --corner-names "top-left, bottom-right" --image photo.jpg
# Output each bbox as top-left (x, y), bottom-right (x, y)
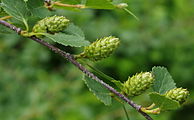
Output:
top-left (152, 66), bottom-right (176, 94)
top-left (26, 0), bottom-right (51, 18)
top-left (149, 92), bottom-right (180, 111)
top-left (45, 23), bottom-right (90, 47)
top-left (86, 0), bottom-right (115, 9)
top-left (45, 33), bottom-right (89, 47)
top-left (25, 0), bottom-right (52, 29)
top-left (29, 7), bottom-right (51, 18)
top-left (64, 23), bottom-right (85, 38)
top-left (1, 0), bottom-right (30, 21)
top-left (83, 75), bottom-right (112, 105)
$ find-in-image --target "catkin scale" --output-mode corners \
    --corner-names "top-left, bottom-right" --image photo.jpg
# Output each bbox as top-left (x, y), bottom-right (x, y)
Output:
top-left (80, 36), bottom-right (120, 61)
top-left (32, 15), bottom-right (70, 34)
top-left (122, 72), bottom-right (154, 97)
top-left (165, 88), bottom-right (189, 104)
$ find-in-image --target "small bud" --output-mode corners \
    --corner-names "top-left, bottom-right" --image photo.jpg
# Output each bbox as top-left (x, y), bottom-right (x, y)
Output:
top-left (32, 15), bottom-right (70, 34)
top-left (165, 88), bottom-right (189, 104)
top-left (123, 72), bottom-right (154, 97)
top-left (79, 36), bottom-right (120, 61)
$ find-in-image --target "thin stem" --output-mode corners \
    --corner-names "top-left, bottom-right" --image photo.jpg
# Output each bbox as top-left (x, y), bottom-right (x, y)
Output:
top-left (123, 8), bottom-right (139, 21)
top-left (145, 103), bottom-right (156, 110)
top-left (53, 2), bottom-right (86, 9)
top-left (123, 105), bottom-right (130, 120)
top-left (141, 107), bottom-right (160, 114)
top-left (141, 103), bottom-right (160, 114)
top-left (22, 18), bottom-right (29, 31)
top-left (20, 31), bottom-right (46, 37)
top-left (0, 19), bottom-right (153, 120)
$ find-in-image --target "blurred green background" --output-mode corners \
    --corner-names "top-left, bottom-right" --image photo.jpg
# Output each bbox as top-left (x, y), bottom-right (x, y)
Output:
top-left (0, 0), bottom-right (194, 120)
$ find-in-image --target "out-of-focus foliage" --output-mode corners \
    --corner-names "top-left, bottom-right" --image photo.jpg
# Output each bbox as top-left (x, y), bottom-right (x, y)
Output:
top-left (0, 0), bottom-right (194, 120)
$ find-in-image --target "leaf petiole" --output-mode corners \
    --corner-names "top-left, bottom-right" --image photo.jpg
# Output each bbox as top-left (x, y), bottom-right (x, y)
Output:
top-left (123, 105), bottom-right (130, 120)
top-left (123, 8), bottom-right (139, 21)
top-left (0, 16), bottom-right (12, 20)
top-left (22, 18), bottom-right (29, 32)
top-left (141, 107), bottom-right (160, 114)
top-left (21, 31), bottom-right (46, 37)
top-left (53, 2), bottom-right (86, 9)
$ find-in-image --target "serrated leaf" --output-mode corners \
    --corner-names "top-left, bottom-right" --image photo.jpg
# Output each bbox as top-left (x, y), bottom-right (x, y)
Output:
top-left (83, 75), bottom-right (112, 105)
top-left (30, 7), bottom-right (52, 18)
top-left (25, 0), bottom-right (52, 29)
top-left (86, 0), bottom-right (115, 9)
top-left (1, 0), bottom-right (30, 21)
top-left (149, 92), bottom-right (180, 111)
top-left (27, 0), bottom-right (43, 8)
top-left (44, 23), bottom-right (89, 47)
top-left (26, 0), bottom-right (51, 18)
top-left (64, 23), bottom-right (85, 38)
top-left (152, 66), bottom-right (176, 94)
top-left (45, 33), bottom-right (89, 47)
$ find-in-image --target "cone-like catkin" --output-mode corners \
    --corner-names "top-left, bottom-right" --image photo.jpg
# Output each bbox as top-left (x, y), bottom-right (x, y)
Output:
top-left (80, 36), bottom-right (120, 61)
top-left (165, 88), bottom-right (189, 104)
top-left (32, 15), bottom-right (70, 33)
top-left (123, 72), bottom-right (154, 97)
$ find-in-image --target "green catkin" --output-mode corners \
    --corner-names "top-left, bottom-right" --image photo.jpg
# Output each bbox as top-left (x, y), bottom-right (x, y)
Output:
top-left (79, 36), bottom-right (120, 61)
top-left (123, 72), bottom-right (154, 97)
top-left (165, 88), bottom-right (189, 104)
top-left (32, 15), bottom-right (70, 34)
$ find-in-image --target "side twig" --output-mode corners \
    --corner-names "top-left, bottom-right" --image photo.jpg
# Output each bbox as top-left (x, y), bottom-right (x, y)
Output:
top-left (44, 0), bottom-right (85, 9)
top-left (0, 19), bottom-right (153, 120)
top-left (53, 2), bottom-right (86, 9)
